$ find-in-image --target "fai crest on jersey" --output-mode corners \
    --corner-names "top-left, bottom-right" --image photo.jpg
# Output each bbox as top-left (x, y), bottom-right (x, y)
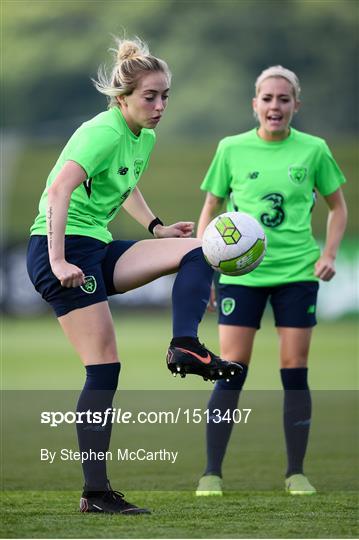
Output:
top-left (289, 166), bottom-right (307, 185)
top-left (134, 159), bottom-right (144, 180)
top-left (80, 276), bottom-right (97, 294)
top-left (221, 297), bottom-right (236, 316)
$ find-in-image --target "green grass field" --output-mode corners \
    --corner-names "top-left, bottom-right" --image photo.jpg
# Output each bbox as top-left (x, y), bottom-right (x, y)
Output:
top-left (1, 312), bottom-right (358, 538)
top-left (2, 312), bottom-right (358, 390)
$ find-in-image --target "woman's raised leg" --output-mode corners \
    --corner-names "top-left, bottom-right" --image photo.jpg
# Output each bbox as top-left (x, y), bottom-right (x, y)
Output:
top-left (112, 238), bottom-right (202, 291)
top-left (112, 238), bottom-right (242, 381)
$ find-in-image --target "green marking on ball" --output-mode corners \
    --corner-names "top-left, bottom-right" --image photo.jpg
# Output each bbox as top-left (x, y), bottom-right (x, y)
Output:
top-left (215, 216), bottom-right (241, 245)
top-left (219, 238), bottom-right (265, 273)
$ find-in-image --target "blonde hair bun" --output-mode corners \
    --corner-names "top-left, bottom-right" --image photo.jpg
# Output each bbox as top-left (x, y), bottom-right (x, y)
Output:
top-left (93, 35), bottom-right (171, 107)
top-left (117, 38), bottom-right (149, 62)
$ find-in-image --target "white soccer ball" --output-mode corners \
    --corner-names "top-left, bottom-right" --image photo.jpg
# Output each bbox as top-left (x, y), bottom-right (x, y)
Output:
top-left (202, 212), bottom-right (266, 276)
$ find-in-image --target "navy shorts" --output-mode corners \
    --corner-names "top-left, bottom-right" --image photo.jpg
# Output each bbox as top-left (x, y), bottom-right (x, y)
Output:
top-left (27, 235), bottom-right (136, 317)
top-left (217, 282), bottom-right (319, 329)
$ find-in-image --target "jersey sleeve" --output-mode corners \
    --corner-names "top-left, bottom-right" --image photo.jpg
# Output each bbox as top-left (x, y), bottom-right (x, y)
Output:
top-left (200, 140), bottom-right (232, 198)
top-left (315, 140), bottom-right (347, 196)
top-left (66, 125), bottom-right (119, 178)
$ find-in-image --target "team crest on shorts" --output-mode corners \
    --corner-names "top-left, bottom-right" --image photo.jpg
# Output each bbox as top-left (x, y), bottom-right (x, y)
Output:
top-left (134, 159), bottom-right (144, 179)
top-left (80, 276), bottom-right (97, 294)
top-left (221, 297), bottom-right (236, 316)
top-left (288, 166), bottom-right (307, 185)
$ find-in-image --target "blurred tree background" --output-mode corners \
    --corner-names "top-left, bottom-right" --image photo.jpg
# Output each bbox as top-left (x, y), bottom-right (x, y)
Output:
top-left (1, 0), bottom-right (358, 243)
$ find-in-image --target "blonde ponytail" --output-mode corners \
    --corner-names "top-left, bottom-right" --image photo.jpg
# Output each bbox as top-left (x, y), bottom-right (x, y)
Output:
top-left (93, 36), bottom-right (171, 107)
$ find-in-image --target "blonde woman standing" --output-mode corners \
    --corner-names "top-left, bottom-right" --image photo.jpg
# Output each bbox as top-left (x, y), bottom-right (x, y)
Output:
top-left (196, 66), bottom-right (347, 496)
top-left (27, 37), bottom-right (241, 514)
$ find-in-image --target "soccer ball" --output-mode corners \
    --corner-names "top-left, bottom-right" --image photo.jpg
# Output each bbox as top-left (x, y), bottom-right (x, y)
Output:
top-left (202, 212), bottom-right (266, 276)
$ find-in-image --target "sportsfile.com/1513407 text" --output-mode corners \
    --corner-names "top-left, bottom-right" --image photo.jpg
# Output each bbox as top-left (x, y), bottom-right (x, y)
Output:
top-left (40, 407), bottom-right (252, 427)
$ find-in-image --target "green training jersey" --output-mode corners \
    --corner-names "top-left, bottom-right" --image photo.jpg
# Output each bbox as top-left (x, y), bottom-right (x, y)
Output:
top-left (30, 107), bottom-right (156, 243)
top-left (201, 128), bottom-right (346, 286)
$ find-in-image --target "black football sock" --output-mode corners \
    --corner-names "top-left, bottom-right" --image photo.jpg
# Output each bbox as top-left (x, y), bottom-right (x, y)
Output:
top-left (170, 336), bottom-right (201, 348)
top-left (204, 364), bottom-right (248, 476)
top-left (172, 247), bottom-right (213, 338)
top-left (76, 362), bottom-right (121, 491)
top-left (280, 367), bottom-right (311, 477)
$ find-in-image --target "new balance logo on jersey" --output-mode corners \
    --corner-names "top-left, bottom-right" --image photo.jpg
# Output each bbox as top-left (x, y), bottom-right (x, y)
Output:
top-left (247, 171), bottom-right (259, 179)
top-left (118, 167), bottom-right (129, 175)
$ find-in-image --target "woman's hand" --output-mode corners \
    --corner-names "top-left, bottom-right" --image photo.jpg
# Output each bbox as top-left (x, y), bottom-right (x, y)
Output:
top-left (154, 221), bottom-right (195, 238)
top-left (315, 254), bottom-right (336, 281)
top-left (51, 259), bottom-right (85, 288)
